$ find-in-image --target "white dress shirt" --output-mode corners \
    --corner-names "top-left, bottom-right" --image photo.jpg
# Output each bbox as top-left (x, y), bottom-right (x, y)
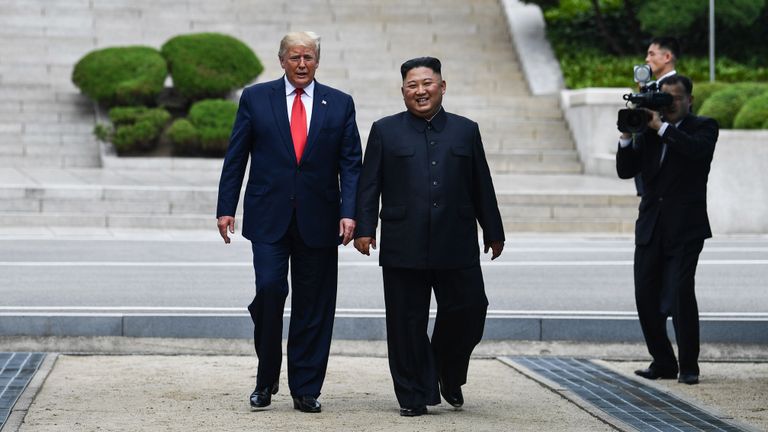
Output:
top-left (284, 77), bottom-right (314, 133)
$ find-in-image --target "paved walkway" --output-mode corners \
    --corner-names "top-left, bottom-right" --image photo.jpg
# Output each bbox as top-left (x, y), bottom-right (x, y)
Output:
top-left (2, 341), bottom-right (767, 431)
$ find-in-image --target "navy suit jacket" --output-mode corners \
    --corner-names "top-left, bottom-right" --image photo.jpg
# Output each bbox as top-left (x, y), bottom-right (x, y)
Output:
top-left (617, 113), bottom-right (717, 246)
top-left (217, 78), bottom-right (362, 248)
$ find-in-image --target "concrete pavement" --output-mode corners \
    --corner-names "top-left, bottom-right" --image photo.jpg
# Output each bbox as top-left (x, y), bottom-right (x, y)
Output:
top-left (2, 340), bottom-right (767, 431)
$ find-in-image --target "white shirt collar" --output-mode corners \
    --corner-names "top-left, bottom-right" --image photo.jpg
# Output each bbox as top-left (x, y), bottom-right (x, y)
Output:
top-left (657, 70), bottom-right (676, 83)
top-left (285, 76), bottom-right (315, 98)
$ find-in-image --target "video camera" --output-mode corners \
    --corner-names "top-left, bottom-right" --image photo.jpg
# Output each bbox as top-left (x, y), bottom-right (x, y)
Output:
top-left (617, 65), bottom-right (673, 133)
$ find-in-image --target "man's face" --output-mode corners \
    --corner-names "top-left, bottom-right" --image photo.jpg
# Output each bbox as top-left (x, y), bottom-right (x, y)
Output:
top-left (645, 43), bottom-right (672, 78)
top-left (280, 45), bottom-right (318, 89)
top-left (401, 66), bottom-right (446, 119)
top-left (660, 81), bottom-right (692, 124)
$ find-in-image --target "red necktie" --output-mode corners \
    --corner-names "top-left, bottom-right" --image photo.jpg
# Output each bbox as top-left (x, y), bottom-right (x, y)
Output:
top-left (290, 88), bottom-right (307, 162)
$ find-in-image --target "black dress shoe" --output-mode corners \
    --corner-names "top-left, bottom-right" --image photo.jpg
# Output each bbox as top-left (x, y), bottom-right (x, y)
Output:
top-left (399, 406), bottom-right (427, 417)
top-left (292, 395), bottom-right (321, 413)
top-left (439, 379), bottom-right (464, 408)
top-left (634, 367), bottom-right (678, 380)
top-left (249, 381), bottom-right (279, 409)
top-left (678, 373), bottom-right (699, 385)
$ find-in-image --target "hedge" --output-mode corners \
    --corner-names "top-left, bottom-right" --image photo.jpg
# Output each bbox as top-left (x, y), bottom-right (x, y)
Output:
top-left (107, 107), bottom-right (171, 154)
top-left (698, 83), bottom-right (768, 128)
top-left (168, 99), bottom-right (237, 156)
top-left (692, 82), bottom-right (728, 114)
top-left (161, 33), bottom-right (263, 101)
top-left (733, 92), bottom-right (768, 129)
top-left (72, 46), bottom-right (167, 106)
top-left (557, 51), bottom-right (768, 90)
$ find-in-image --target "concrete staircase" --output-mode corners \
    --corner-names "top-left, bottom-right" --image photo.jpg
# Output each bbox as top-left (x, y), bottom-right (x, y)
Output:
top-left (0, 0), bottom-right (637, 233)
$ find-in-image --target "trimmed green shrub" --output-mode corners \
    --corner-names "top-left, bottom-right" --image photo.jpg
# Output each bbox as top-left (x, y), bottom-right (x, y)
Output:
top-left (168, 99), bottom-right (237, 156)
top-left (692, 82), bottom-right (729, 114)
top-left (188, 99), bottom-right (237, 153)
top-left (698, 83), bottom-right (768, 128)
top-left (557, 52), bottom-right (768, 90)
top-left (161, 33), bottom-right (263, 101)
top-left (733, 92), bottom-right (768, 129)
top-left (72, 46), bottom-right (167, 106)
top-left (167, 119), bottom-right (199, 153)
top-left (106, 106), bottom-right (171, 154)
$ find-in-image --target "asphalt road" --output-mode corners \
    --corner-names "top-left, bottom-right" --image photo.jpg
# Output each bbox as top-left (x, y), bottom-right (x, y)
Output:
top-left (1, 234), bottom-right (767, 313)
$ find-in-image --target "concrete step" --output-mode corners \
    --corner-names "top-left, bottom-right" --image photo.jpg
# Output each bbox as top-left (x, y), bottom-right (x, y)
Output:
top-left (0, 0), bottom-right (579, 175)
top-left (0, 174), bottom-right (638, 232)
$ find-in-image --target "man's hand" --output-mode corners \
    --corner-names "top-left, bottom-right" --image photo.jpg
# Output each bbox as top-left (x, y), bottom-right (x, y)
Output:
top-left (484, 240), bottom-right (504, 260)
top-left (354, 236), bottom-right (376, 255)
top-left (645, 108), bottom-right (663, 131)
top-left (339, 218), bottom-right (356, 246)
top-left (217, 216), bottom-right (235, 244)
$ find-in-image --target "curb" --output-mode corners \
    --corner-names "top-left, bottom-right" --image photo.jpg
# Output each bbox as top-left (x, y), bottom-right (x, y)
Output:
top-left (1, 310), bottom-right (767, 344)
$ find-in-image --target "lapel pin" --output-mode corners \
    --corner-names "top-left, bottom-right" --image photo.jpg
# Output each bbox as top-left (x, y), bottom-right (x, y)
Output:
top-left (322, 100), bottom-right (327, 105)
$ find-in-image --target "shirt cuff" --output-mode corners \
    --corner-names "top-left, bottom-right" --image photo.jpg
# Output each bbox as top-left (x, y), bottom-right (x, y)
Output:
top-left (658, 122), bottom-right (670, 136)
top-left (619, 137), bottom-right (632, 148)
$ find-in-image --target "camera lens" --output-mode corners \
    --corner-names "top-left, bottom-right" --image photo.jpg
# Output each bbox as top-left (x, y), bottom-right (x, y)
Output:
top-left (626, 110), bottom-right (646, 129)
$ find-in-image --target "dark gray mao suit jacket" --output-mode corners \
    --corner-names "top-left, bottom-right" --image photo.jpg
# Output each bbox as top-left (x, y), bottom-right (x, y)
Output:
top-left (355, 108), bottom-right (505, 269)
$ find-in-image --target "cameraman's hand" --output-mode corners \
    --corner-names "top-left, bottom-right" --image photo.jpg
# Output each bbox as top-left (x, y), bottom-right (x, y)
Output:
top-left (645, 108), bottom-right (663, 131)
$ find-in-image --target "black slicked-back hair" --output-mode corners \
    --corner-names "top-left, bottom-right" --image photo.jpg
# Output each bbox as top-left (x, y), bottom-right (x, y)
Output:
top-left (661, 74), bottom-right (693, 95)
top-left (400, 57), bottom-right (442, 80)
top-left (650, 36), bottom-right (681, 60)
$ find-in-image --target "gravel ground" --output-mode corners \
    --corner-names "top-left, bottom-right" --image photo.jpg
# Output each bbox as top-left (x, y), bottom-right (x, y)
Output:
top-left (19, 355), bottom-right (614, 432)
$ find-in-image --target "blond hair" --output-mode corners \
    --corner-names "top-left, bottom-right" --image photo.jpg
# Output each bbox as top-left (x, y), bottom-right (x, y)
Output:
top-left (278, 31), bottom-right (321, 61)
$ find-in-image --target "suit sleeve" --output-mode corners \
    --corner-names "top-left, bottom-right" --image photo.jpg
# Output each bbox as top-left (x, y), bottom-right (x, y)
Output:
top-left (616, 134), bottom-right (642, 179)
top-left (354, 122), bottom-right (383, 238)
top-left (662, 117), bottom-right (718, 160)
top-left (216, 89), bottom-right (252, 218)
top-left (338, 95), bottom-right (363, 219)
top-left (471, 124), bottom-right (505, 243)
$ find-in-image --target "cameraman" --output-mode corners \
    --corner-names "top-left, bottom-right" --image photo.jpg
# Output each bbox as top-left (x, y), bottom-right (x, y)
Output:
top-left (616, 75), bottom-right (718, 386)
top-left (634, 36), bottom-right (680, 195)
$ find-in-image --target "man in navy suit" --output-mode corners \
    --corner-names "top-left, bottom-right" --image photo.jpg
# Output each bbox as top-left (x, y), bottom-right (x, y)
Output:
top-left (216, 31), bottom-right (362, 413)
top-left (617, 75), bottom-right (717, 386)
top-left (354, 57), bottom-right (505, 416)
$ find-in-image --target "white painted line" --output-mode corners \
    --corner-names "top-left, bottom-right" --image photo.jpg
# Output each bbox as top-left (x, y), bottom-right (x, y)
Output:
top-left (0, 306), bottom-right (765, 319)
top-left (1, 259), bottom-right (767, 267)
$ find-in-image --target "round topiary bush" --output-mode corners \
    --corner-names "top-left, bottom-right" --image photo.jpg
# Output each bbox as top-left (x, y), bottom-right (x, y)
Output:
top-left (72, 46), bottom-right (167, 106)
top-left (733, 92), bottom-right (768, 129)
top-left (167, 119), bottom-right (199, 153)
top-left (697, 83), bottom-right (768, 128)
top-left (161, 33), bottom-right (263, 102)
top-left (188, 99), bottom-right (238, 154)
top-left (692, 81), bottom-right (728, 114)
top-left (106, 106), bottom-right (171, 154)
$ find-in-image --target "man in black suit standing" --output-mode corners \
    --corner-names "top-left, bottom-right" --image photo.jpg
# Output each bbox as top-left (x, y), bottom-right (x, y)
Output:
top-left (616, 75), bottom-right (718, 385)
top-left (354, 57), bottom-right (505, 416)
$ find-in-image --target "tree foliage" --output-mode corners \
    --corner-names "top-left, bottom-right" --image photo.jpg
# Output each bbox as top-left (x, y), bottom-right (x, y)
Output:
top-left (523, 0), bottom-right (768, 64)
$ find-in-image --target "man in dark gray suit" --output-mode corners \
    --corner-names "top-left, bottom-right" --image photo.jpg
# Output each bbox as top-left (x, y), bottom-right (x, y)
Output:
top-left (354, 57), bottom-right (505, 416)
top-left (617, 75), bottom-right (718, 386)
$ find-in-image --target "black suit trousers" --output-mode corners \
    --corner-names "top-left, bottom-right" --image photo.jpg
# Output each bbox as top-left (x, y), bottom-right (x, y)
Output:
top-left (248, 214), bottom-right (338, 397)
top-left (634, 229), bottom-right (704, 375)
top-left (382, 266), bottom-right (488, 408)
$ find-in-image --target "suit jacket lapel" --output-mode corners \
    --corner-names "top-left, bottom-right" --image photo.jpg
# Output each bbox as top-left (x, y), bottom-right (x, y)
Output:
top-left (301, 82), bottom-right (328, 163)
top-left (269, 78), bottom-right (298, 164)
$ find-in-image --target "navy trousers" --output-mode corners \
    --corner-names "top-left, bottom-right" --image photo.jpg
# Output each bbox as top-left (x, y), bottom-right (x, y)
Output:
top-left (248, 215), bottom-right (338, 397)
